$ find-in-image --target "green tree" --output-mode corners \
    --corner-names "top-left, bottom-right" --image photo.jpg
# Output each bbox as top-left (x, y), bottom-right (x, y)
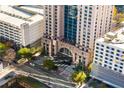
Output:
top-left (113, 6), bottom-right (118, 18)
top-left (30, 47), bottom-right (43, 55)
top-left (0, 42), bottom-right (6, 53)
top-left (43, 59), bottom-right (57, 70)
top-left (30, 47), bottom-right (37, 55)
top-left (71, 71), bottom-right (87, 86)
top-left (18, 48), bottom-right (32, 59)
top-left (0, 43), bottom-right (6, 58)
top-left (74, 61), bottom-right (84, 72)
top-left (87, 63), bottom-right (92, 72)
top-left (113, 13), bottom-right (124, 25)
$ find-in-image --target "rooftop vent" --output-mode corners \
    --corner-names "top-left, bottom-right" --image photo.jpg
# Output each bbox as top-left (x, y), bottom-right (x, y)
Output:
top-left (0, 10), bottom-right (32, 22)
top-left (121, 30), bottom-right (124, 35)
top-left (104, 32), bottom-right (117, 43)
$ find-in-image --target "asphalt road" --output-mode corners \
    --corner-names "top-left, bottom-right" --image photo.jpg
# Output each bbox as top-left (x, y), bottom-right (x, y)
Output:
top-left (16, 63), bottom-right (76, 88)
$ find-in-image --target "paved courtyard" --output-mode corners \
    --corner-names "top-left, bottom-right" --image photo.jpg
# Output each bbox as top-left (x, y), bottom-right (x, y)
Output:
top-left (30, 55), bottom-right (75, 81)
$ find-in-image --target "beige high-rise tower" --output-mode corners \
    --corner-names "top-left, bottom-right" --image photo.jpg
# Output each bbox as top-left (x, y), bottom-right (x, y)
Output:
top-left (42, 5), bottom-right (114, 66)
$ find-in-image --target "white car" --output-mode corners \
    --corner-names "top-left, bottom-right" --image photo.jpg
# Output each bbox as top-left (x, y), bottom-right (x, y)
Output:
top-left (30, 63), bottom-right (35, 66)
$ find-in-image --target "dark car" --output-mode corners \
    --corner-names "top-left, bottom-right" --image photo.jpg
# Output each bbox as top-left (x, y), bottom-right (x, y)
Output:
top-left (4, 75), bottom-right (13, 80)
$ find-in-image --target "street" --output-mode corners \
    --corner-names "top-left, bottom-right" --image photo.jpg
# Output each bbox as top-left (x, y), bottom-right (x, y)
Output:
top-left (16, 64), bottom-right (76, 88)
top-left (0, 55), bottom-right (76, 88)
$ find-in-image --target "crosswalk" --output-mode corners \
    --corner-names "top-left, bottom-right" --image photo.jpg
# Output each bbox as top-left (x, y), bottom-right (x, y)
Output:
top-left (55, 64), bottom-right (68, 69)
top-left (54, 63), bottom-right (75, 80)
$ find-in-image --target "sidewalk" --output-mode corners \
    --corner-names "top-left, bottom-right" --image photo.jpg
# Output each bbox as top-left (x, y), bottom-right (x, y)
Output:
top-left (0, 66), bottom-right (16, 79)
top-left (0, 68), bottom-right (17, 86)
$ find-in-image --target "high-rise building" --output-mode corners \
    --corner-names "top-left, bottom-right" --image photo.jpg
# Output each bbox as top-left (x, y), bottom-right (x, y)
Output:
top-left (76, 5), bottom-right (113, 64)
top-left (43, 5), bottom-right (64, 40)
top-left (76, 5), bottom-right (113, 52)
top-left (91, 28), bottom-right (124, 87)
top-left (64, 5), bottom-right (77, 44)
top-left (42, 5), bottom-right (113, 66)
top-left (0, 6), bottom-right (44, 47)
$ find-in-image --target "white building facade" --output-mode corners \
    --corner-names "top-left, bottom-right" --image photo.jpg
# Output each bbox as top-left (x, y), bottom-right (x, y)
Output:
top-left (91, 29), bottom-right (124, 87)
top-left (0, 6), bottom-right (44, 47)
top-left (0, 62), bottom-right (3, 71)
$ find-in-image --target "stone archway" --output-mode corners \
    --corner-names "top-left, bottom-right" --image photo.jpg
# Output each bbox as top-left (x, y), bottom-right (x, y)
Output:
top-left (56, 40), bottom-right (85, 65)
top-left (59, 48), bottom-right (72, 57)
top-left (54, 47), bottom-right (73, 65)
top-left (41, 38), bottom-right (90, 66)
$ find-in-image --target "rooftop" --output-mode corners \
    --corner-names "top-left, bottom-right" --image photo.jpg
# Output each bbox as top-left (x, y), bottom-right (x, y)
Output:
top-left (0, 5), bottom-right (43, 27)
top-left (97, 28), bottom-right (124, 49)
top-left (18, 5), bottom-right (44, 15)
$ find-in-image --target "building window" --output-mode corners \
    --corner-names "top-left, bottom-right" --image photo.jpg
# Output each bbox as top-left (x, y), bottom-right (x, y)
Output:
top-left (111, 52), bottom-right (114, 54)
top-left (100, 52), bottom-right (103, 54)
top-left (110, 59), bottom-right (113, 61)
top-left (117, 53), bottom-right (121, 56)
top-left (101, 45), bottom-right (104, 47)
top-left (106, 46), bottom-right (109, 49)
top-left (106, 50), bottom-right (109, 52)
top-left (120, 66), bottom-right (123, 69)
top-left (115, 64), bottom-right (118, 67)
top-left (104, 64), bottom-right (107, 67)
top-left (89, 11), bottom-right (92, 14)
top-left (85, 10), bottom-right (87, 13)
top-left (96, 50), bottom-right (98, 53)
top-left (111, 48), bottom-right (114, 51)
top-left (117, 50), bottom-right (120, 52)
top-left (95, 54), bottom-right (98, 56)
top-left (105, 61), bottom-right (107, 63)
top-left (109, 66), bottom-right (112, 69)
top-left (119, 70), bottom-right (122, 73)
top-left (96, 43), bottom-right (99, 46)
top-left (106, 54), bottom-right (108, 56)
top-left (120, 63), bottom-right (123, 65)
top-left (95, 61), bottom-right (97, 63)
top-left (99, 63), bottom-right (102, 65)
top-left (85, 6), bottom-right (88, 9)
top-left (96, 47), bottom-right (99, 49)
top-left (109, 63), bottom-right (112, 65)
top-left (101, 48), bottom-right (103, 51)
top-left (110, 55), bottom-right (113, 58)
top-left (89, 7), bottom-right (92, 10)
top-left (95, 57), bottom-right (98, 60)
top-left (114, 68), bottom-right (117, 71)
top-left (116, 57), bottom-right (119, 60)
top-left (89, 15), bottom-right (92, 17)
top-left (105, 57), bottom-right (108, 60)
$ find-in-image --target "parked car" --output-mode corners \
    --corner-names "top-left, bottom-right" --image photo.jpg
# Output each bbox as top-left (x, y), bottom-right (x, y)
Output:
top-left (30, 63), bottom-right (35, 66)
top-left (4, 75), bottom-right (13, 80)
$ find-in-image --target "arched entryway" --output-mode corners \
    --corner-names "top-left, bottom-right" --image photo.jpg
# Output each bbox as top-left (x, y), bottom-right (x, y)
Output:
top-left (54, 48), bottom-right (73, 65)
top-left (59, 48), bottom-right (72, 57)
